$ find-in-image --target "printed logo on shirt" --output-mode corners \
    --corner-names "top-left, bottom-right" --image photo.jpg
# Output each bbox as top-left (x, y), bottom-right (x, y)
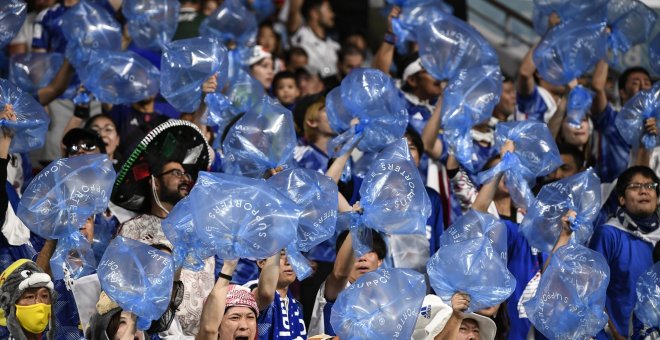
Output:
top-left (420, 304), bottom-right (431, 319)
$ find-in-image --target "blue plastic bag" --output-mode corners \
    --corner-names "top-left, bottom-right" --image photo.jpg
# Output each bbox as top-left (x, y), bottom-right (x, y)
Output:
top-left (650, 33), bottom-right (660, 76)
top-left (416, 15), bottom-right (499, 81)
top-left (9, 53), bottom-right (64, 94)
top-left (524, 244), bottom-right (610, 339)
top-left (61, 0), bottom-right (122, 67)
top-left (328, 68), bottom-right (408, 156)
top-left (359, 138), bottom-right (431, 236)
top-left (0, 78), bottom-right (50, 153)
top-left (325, 86), bottom-right (352, 134)
top-left (267, 168), bottom-right (338, 279)
top-left (79, 50), bottom-right (160, 105)
top-left (330, 268), bottom-right (426, 340)
top-left (634, 261), bottom-right (660, 328)
top-left (427, 209), bottom-right (515, 312)
top-left (98, 236), bottom-right (175, 330)
top-left (188, 172), bottom-right (300, 260)
top-left (441, 64), bottom-right (502, 173)
top-left (0, 0), bottom-right (27, 48)
top-left (607, 0), bottom-right (658, 64)
top-left (244, 0), bottom-right (275, 22)
top-left (532, 0), bottom-right (607, 35)
top-left (391, 0), bottom-right (452, 53)
top-left (479, 121), bottom-right (562, 208)
top-left (200, 0), bottom-right (257, 46)
top-left (566, 85), bottom-right (594, 129)
top-left (122, 0), bottom-right (180, 50)
top-left (50, 231), bottom-right (97, 280)
top-left (520, 168), bottom-right (601, 254)
top-left (615, 81), bottom-right (660, 150)
top-left (533, 19), bottom-right (608, 86)
top-left (160, 36), bottom-right (227, 112)
top-left (223, 68), bottom-right (264, 116)
top-left (17, 154), bottom-right (116, 239)
top-left (222, 96), bottom-right (297, 178)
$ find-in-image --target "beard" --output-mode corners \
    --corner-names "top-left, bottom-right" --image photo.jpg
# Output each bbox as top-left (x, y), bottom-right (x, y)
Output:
top-left (157, 180), bottom-right (188, 206)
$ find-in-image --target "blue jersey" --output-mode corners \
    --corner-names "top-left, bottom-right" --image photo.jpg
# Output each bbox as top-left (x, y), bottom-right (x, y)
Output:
top-left (53, 279), bottom-right (84, 339)
top-left (32, 4), bottom-right (70, 53)
top-left (516, 87), bottom-right (549, 122)
top-left (256, 290), bottom-right (307, 340)
top-left (426, 187), bottom-right (445, 255)
top-left (589, 224), bottom-right (655, 335)
top-left (594, 104), bottom-right (631, 183)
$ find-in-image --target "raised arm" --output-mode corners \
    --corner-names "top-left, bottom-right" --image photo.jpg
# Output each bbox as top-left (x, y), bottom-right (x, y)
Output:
top-left (472, 141), bottom-right (514, 212)
top-left (287, 0), bottom-right (304, 34)
top-left (434, 293), bottom-right (470, 340)
top-left (196, 260), bottom-right (238, 340)
top-left (634, 117), bottom-right (657, 167)
top-left (253, 252), bottom-right (281, 312)
top-left (590, 59), bottom-right (609, 118)
top-left (324, 229), bottom-right (354, 301)
top-left (37, 59), bottom-right (75, 106)
top-left (193, 73), bottom-right (219, 128)
top-left (421, 99), bottom-right (444, 160)
top-left (371, 6), bottom-right (400, 74)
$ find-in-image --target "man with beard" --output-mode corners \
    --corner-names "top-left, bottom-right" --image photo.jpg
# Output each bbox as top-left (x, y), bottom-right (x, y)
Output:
top-left (112, 120), bottom-right (213, 336)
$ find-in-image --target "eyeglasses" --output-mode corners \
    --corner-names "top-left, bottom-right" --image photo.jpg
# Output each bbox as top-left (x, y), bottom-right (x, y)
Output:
top-left (66, 142), bottom-right (97, 155)
top-left (625, 182), bottom-right (659, 192)
top-left (156, 168), bottom-right (192, 182)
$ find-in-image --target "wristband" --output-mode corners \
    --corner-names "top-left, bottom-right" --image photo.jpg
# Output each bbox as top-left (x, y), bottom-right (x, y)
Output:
top-left (73, 105), bottom-right (90, 119)
top-left (218, 272), bottom-right (233, 282)
top-left (384, 31), bottom-right (396, 45)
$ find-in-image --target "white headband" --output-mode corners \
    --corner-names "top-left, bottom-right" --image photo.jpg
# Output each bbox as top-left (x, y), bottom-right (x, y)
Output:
top-left (402, 58), bottom-right (424, 83)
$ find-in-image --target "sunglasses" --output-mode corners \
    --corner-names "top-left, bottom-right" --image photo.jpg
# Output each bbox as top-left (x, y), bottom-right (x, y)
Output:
top-left (66, 141), bottom-right (97, 155)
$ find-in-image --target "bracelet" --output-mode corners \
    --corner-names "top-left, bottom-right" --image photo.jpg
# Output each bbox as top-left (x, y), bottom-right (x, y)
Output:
top-left (218, 272), bottom-right (232, 282)
top-left (384, 31), bottom-right (396, 45)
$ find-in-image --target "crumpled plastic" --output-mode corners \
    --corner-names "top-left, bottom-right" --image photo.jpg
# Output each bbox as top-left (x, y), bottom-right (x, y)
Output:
top-left (440, 64), bottom-right (502, 173)
top-left (390, 0), bottom-right (453, 53)
top-left (243, 0), bottom-right (275, 22)
top-left (532, 0), bottom-right (607, 35)
top-left (97, 236), bottom-right (175, 330)
top-left (650, 33), bottom-right (660, 76)
top-left (524, 243), bottom-right (610, 339)
top-left (122, 0), bottom-right (180, 50)
top-left (0, 0), bottom-right (27, 49)
top-left (533, 19), bottom-right (608, 86)
top-left (427, 209), bottom-right (516, 312)
top-left (17, 154), bottom-right (116, 239)
top-left (607, 0), bottom-right (658, 64)
top-left (328, 68), bottom-right (408, 157)
top-left (614, 81), bottom-right (660, 150)
top-left (634, 261), bottom-right (660, 328)
top-left (61, 0), bottom-right (122, 69)
top-left (325, 86), bottom-right (352, 134)
top-left (160, 36), bottom-right (227, 112)
top-left (566, 85), bottom-right (594, 128)
top-left (188, 172), bottom-right (300, 260)
top-left (206, 68), bottom-right (264, 132)
top-left (520, 168), bottom-right (601, 253)
top-left (222, 96), bottom-right (297, 178)
top-left (267, 168), bottom-right (338, 280)
top-left (478, 121), bottom-right (562, 209)
top-left (330, 268), bottom-right (426, 340)
top-left (9, 52), bottom-right (64, 95)
top-left (200, 0), bottom-right (257, 46)
top-left (0, 78), bottom-right (50, 153)
top-left (79, 50), bottom-right (160, 105)
top-left (50, 231), bottom-right (97, 280)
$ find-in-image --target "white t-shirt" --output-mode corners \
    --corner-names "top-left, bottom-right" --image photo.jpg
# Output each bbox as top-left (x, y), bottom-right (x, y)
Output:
top-left (290, 25), bottom-right (340, 78)
top-left (308, 280), bottom-right (351, 336)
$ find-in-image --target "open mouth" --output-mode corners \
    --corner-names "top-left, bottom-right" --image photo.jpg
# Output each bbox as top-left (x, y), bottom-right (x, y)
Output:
top-left (178, 184), bottom-right (190, 192)
top-left (235, 337), bottom-right (249, 340)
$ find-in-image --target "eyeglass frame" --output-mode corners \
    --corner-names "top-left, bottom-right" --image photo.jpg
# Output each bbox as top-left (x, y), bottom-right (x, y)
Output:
top-left (156, 168), bottom-right (192, 182)
top-left (624, 182), bottom-right (659, 192)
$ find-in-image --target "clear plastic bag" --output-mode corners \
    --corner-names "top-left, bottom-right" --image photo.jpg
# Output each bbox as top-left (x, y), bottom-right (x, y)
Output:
top-left (566, 85), bottom-right (594, 128)
top-left (160, 36), bottom-right (227, 112)
top-left (524, 244), bottom-right (610, 339)
top-left (0, 78), bottom-right (50, 152)
top-left (50, 231), bottom-right (97, 280)
top-left (80, 50), bottom-right (160, 105)
top-left (17, 154), bottom-right (116, 239)
top-left (188, 172), bottom-right (300, 260)
top-left (200, 0), bottom-right (257, 46)
top-left (0, 0), bottom-right (27, 48)
top-left (243, 0), bottom-right (275, 22)
top-left (9, 52), bottom-right (64, 95)
top-left (615, 81), bottom-right (660, 149)
top-left (330, 268), bottom-right (426, 340)
top-left (122, 0), bottom-right (180, 51)
top-left (607, 0), bottom-right (658, 63)
top-left (650, 33), bottom-right (660, 76)
top-left (97, 236), bottom-right (175, 330)
top-left (532, 0), bottom-right (607, 35)
top-left (520, 168), bottom-right (601, 253)
top-left (634, 261), bottom-right (660, 328)
top-left (325, 86), bottom-right (352, 134)
top-left (427, 209), bottom-right (516, 312)
top-left (390, 0), bottom-right (453, 53)
top-left (222, 96), bottom-right (297, 178)
top-left (533, 19), bottom-right (607, 86)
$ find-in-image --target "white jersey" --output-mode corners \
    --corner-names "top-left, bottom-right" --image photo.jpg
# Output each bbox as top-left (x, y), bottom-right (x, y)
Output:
top-left (290, 25), bottom-right (340, 78)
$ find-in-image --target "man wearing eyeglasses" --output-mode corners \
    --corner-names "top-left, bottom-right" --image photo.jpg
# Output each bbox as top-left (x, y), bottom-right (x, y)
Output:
top-left (590, 165), bottom-right (660, 339)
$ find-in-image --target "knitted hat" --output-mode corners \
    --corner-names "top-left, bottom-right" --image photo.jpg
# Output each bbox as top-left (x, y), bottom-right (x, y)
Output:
top-left (0, 259), bottom-right (57, 340)
top-left (225, 285), bottom-right (258, 317)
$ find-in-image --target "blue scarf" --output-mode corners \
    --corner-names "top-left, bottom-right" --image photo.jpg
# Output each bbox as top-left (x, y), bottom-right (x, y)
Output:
top-left (258, 289), bottom-right (307, 340)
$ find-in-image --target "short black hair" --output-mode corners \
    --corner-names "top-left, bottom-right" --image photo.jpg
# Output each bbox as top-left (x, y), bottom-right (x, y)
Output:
top-left (338, 44), bottom-right (365, 64)
top-left (618, 67), bottom-right (651, 92)
top-left (84, 113), bottom-right (116, 130)
top-left (405, 125), bottom-right (424, 156)
top-left (615, 165), bottom-right (660, 199)
top-left (336, 229), bottom-right (387, 260)
top-left (301, 0), bottom-right (327, 21)
top-left (286, 47), bottom-right (308, 63)
top-left (557, 143), bottom-right (585, 170)
top-left (273, 70), bottom-right (297, 89)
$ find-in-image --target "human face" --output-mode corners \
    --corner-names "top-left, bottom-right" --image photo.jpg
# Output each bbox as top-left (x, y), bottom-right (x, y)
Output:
top-left (257, 26), bottom-right (278, 53)
top-left (548, 154), bottom-right (579, 181)
top-left (619, 173), bottom-right (659, 217)
top-left (79, 216), bottom-right (95, 243)
top-left (114, 311), bottom-right (145, 340)
top-left (348, 251), bottom-right (382, 283)
top-left (457, 318), bottom-right (480, 340)
top-left (219, 306), bottom-right (257, 340)
top-left (155, 162), bottom-right (191, 205)
top-left (67, 140), bottom-right (101, 157)
top-left (89, 116), bottom-right (119, 159)
top-left (17, 287), bottom-right (51, 306)
top-left (338, 54), bottom-right (363, 79)
top-left (318, 1), bottom-right (335, 28)
top-left (411, 70), bottom-right (443, 100)
top-left (621, 72), bottom-right (652, 104)
top-left (406, 136), bottom-right (420, 167)
top-left (279, 250), bottom-right (296, 286)
top-left (288, 53), bottom-right (308, 71)
top-left (250, 58), bottom-right (274, 90)
top-left (494, 81), bottom-right (516, 120)
top-left (560, 118), bottom-right (589, 147)
top-left (275, 78), bottom-right (300, 105)
top-left (202, 0), bottom-right (218, 16)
